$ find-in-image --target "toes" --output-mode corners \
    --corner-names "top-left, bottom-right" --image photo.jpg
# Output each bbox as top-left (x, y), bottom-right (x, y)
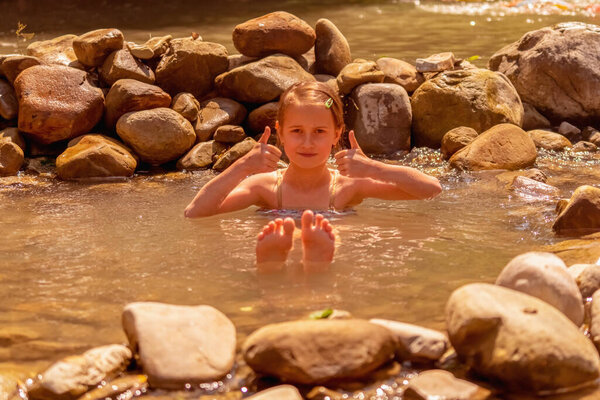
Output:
top-left (257, 231), bottom-right (265, 241)
top-left (301, 209), bottom-right (314, 231)
top-left (283, 217), bottom-right (295, 236)
top-left (314, 213), bottom-right (324, 229)
top-left (274, 218), bottom-right (284, 234)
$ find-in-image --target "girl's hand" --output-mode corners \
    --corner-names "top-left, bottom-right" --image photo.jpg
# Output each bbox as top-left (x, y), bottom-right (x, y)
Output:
top-left (240, 126), bottom-right (282, 174)
top-left (334, 131), bottom-right (375, 178)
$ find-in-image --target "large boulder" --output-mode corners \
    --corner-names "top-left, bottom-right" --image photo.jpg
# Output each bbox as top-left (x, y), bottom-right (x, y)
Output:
top-left (232, 12), bottom-right (315, 58)
top-left (26, 34), bottom-right (81, 68)
top-left (215, 54), bottom-right (315, 104)
top-left (99, 49), bottom-right (155, 86)
top-left (411, 69), bottom-right (524, 147)
top-left (116, 108), bottom-right (196, 165)
top-left (489, 22), bottom-right (600, 125)
top-left (72, 28), bottom-right (124, 67)
top-left (528, 129), bottom-right (571, 151)
top-left (314, 18), bottom-right (351, 76)
top-left (376, 57), bottom-right (424, 93)
top-left (346, 83), bottom-right (411, 154)
top-left (553, 185), bottom-right (600, 235)
top-left (14, 65), bottom-right (104, 144)
top-left (446, 283), bottom-right (600, 392)
top-left (56, 134), bottom-right (137, 180)
top-left (155, 39), bottom-right (228, 99)
top-left (337, 61), bottom-right (384, 95)
top-left (0, 79), bottom-right (18, 120)
top-left (242, 319), bottom-right (395, 384)
top-left (176, 140), bottom-right (226, 170)
top-left (194, 98), bottom-right (246, 142)
top-left (449, 124), bottom-right (536, 171)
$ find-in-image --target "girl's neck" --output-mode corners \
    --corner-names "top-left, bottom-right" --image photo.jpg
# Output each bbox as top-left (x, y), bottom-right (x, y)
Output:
top-left (284, 162), bottom-right (331, 191)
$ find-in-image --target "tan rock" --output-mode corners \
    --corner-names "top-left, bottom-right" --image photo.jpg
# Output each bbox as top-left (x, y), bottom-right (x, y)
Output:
top-left (0, 139), bottom-right (24, 176)
top-left (247, 102), bottom-right (278, 136)
top-left (522, 102), bottom-right (551, 131)
top-left (194, 98), bottom-right (247, 142)
top-left (509, 176), bottom-right (560, 199)
top-left (553, 185), bottom-right (600, 236)
top-left (213, 138), bottom-right (256, 171)
top-left (73, 28), bottom-right (124, 67)
top-left (544, 233), bottom-right (600, 265)
top-left (26, 34), bottom-right (81, 68)
top-left (337, 61), bottom-right (384, 95)
top-left (126, 42), bottom-right (154, 60)
top-left (214, 125), bottom-right (246, 143)
top-left (314, 74), bottom-right (339, 93)
top-left (246, 385), bottom-right (302, 400)
top-left (528, 129), bottom-right (571, 150)
top-left (572, 141), bottom-right (598, 152)
top-left (441, 126), bottom-right (478, 159)
top-left (314, 18), bottom-right (351, 76)
top-left (233, 11), bottom-right (315, 58)
top-left (0, 128), bottom-right (25, 152)
top-left (0, 79), bottom-right (18, 120)
top-left (376, 57), bottom-right (424, 93)
top-left (144, 35), bottom-right (172, 58)
top-left (575, 265), bottom-right (600, 298)
top-left (416, 52), bottom-right (456, 73)
top-left (590, 289), bottom-right (600, 352)
top-left (0, 55), bottom-right (42, 84)
top-left (176, 140), bottom-right (227, 170)
top-left (559, 121), bottom-right (582, 141)
top-left (227, 54), bottom-right (258, 71)
top-left (171, 92), bottom-right (200, 121)
top-left (78, 375), bottom-right (148, 400)
top-left (99, 49), bottom-right (155, 86)
top-left (584, 127), bottom-right (600, 147)
top-left (404, 370), bottom-right (491, 400)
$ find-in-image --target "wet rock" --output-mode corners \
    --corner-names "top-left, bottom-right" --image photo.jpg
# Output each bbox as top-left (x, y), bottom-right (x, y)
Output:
top-left (56, 134), bottom-right (137, 180)
top-left (404, 370), bottom-right (492, 400)
top-left (232, 11), bottom-right (315, 58)
top-left (489, 22), bottom-right (600, 125)
top-left (27, 344), bottom-right (131, 400)
top-left (104, 79), bottom-right (172, 128)
top-left (26, 35), bottom-right (81, 68)
top-left (78, 375), bottom-right (148, 400)
top-left (591, 290), bottom-right (600, 352)
top-left (242, 319), bottom-right (395, 384)
top-left (0, 55), bottom-right (42, 84)
top-left (14, 65), bottom-right (104, 144)
top-left (99, 49), bottom-right (155, 86)
top-left (369, 319), bottom-right (449, 362)
top-left (446, 283), bottom-right (600, 392)
top-left (171, 92), bottom-right (200, 122)
top-left (412, 69), bottom-right (524, 147)
top-left (575, 265), bottom-right (600, 298)
top-left (213, 137), bottom-right (256, 171)
top-left (544, 233), bottom-right (600, 265)
top-left (0, 79), bottom-right (18, 120)
top-left (0, 128), bottom-right (25, 152)
top-left (376, 57), bottom-right (424, 93)
top-left (559, 121), bottom-right (582, 141)
top-left (441, 126), bottom-right (478, 159)
top-left (336, 61), bottom-right (384, 95)
top-left (449, 124), bottom-right (536, 171)
top-left (553, 185), bottom-right (600, 236)
top-left (215, 54), bottom-right (315, 103)
top-left (528, 129), bottom-right (571, 151)
top-left (572, 141), bottom-right (598, 152)
top-left (314, 18), bottom-right (351, 76)
top-left (510, 176), bottom-right (560, 198)
top-left (416, 52), bottom-right (455, 73)
top-left (0, 139), bottom-right (24, 176)
top-left (122, 302), bottom-right (236, 389)
top-left (495, 252), bottom-right (583, 325)
top-left (246, 385), bottom-right (302, 400)
top-left (247, 102), bottom-right (278, 136)
top-left (73, 28), bottom-right (124, 67)
top-left (176, 140), bottom-right (226, 170)
top-left (522, 103), bottom-right (551, 131)
top-left (227, 54), bottom-right (258, 71)
top-left (582, 126), bottom-right (600, 146)
top-left (214, 125), bottom-right (246, 143)
top-left (194, 98), bottom-right (247, 142)
top-left (346, 83), bottom-right (411, 154)
top-left (155, 38), bottom-right (228, 99)
top-left (116, 108), bottom-right (196, 165)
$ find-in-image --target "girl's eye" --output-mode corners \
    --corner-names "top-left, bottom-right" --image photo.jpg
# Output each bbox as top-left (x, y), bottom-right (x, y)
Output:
top-left (291, 129), bottom-right (303, 134)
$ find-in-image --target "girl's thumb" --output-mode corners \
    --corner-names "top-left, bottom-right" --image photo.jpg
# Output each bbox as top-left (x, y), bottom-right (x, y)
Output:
top-left (258, 126), bottom-right (271, 144)
top-left (349, 130), bottom-right (360, 149)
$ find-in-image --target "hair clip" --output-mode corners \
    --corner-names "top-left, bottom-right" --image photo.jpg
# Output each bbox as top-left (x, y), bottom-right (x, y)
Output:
top-left (325, 98), bottom-right (333, 108)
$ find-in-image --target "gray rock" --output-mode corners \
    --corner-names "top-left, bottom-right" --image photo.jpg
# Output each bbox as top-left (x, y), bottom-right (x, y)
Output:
top-left (194, 98), bottom-right (246, 142)
top-left (246, 385), bottom-right (302, 400)
top-left (404, 370), bottom-right (491, 400)
top-left (176, 140), bottom-right (227, 170)
top-left (314, 18), bottom-right (351, 76)
top-left (213, 138), bottom-right (256, 171)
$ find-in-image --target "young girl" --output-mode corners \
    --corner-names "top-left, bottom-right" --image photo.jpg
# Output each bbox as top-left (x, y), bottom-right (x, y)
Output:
top-left (184, 81), bottom-right (442, 271)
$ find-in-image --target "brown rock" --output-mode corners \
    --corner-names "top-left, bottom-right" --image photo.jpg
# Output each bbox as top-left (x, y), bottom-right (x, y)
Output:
top-left (441, 126), bottom-right (478, 159)
top-left (73, 28), bottom-right (124, 67)
top-left (227, 54), bottom-right (258, 71)
top-left (26, 34), bottom-right (81, 68)
top-left (522, 102), bottom-right (551, 131)
top-left (144, 35), bottom-right (172, 59)
top-left (247, 102), bottom-right (278, 135)
top-left (78, 375), bottom-right (148, 400)
top-left (575, 265), bottom-right (600, 298)
top-left (553, 185), bottom-right (600, 236)
top-left (99, 49), bottom-right (155, 86)
top-left (528, 129), bottom-right (571, 150)
top-left (314, 74), bottom-right (339, 93)
top-left (176, 140), bottom-right (227, 170)
top-left (314, 18), bottom-right (351, 76)
top-left (171, 92), bottom-right (200, 122)
top-left (213, 138), bottom-right (256, 171)
top-left (0, 79), bottom-right (18, 120)
top-left (591, 289), bottom-right (600, 352)
top-left (246, 385), bottom-right (302, 400)
top-left (337, 61), bottom-right (384, 95)
top-left (194, 98), bottom-right (247, 142)
top-left (544, 233), bottom-right (600, 265)
top-left (214, 125), bottom-right (246, 143)
top-left (559, 121), bottom-right (582, 142)
top-left (404, 370), bottom-right (491, 400)
top-left (0, 128), bottom-right (25, 152)
top-left (510, 176), bottom-right (560, 199)
top-left (376, 57), bottom-right (424, 93)
top-left (0, 138), bottom-right (24, 176)
top-left (14, 65), bottom-right (104, 144)
top-left (126, 41), bottom-right (154, 60)
top-left (233, 11), bottom-right (315, 58)
top-left (572, 141), bottom-right (598, 152)
top-left (416, 52), bottom-right (456, 73)
top-left (294, 47), bottom-right (316, 74)
top-left (0, 55), bottom-right (42, 84)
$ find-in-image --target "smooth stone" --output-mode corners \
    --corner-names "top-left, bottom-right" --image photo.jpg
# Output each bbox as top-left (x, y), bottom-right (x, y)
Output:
top-left (247, 102), bottom-right (278, 136)
top-left (232, 11), bottom-right (315, 58)
top-left (227, 54), bottom-right (258, 71)
top-left (0, 139), bottom-right (24, 176)
top-left (446, 283), bottom-right (600, 392)
top-left (567, 263), bottom-right (591, 280)
top-left (336, 61), bottom-right (384, 95)
top-left (314, 18), bottom-right (351, 76)
top-left (104, 79), bottom-right (172, 128)
top-left (122, 302), bottom-right (236, 389)
top-left (116, 108), bottom-right (196, 165)
top-left (171, 92), bottom-right (200, 122)
top-left (126, 42), bottom-right (154, 60)
top-left (528, 129), bottom-right (571, 151)
top-left (559, 121), bottom-right (582, 140)
top-left (56, 134), bottom-right (137, 180)
top-left (176, 140), bottom-right (227, 170)
top-left (213, 138), bottom-right (256, 171)
top-left (242, 319), bottom-right (395, 384)
top-left (583, 127), bottom-right (600, 146)
top-left (214, 125), bottom-right (246, 143)
top-left (194, 98), bottom-right (247, 142)
top-left (246, 385), bottom-right (302, 400)
top-left (412, 69), bottom-right (524, 147)
top-left (553, 185), bottom-right (600, 236)
top-left (14, 65), bottom-right (104, 144)
top-left (0, 79), bottom-right (18, 120)
top-left (509, 176), bottom-right (560, 198)
top-left (78, 375), bottom-right (148, 400)
top-left (73, 28), bottom-right (124, 67)
top-left (449, 124), bottom-right (536, 171)
top-left (294, 47), bottom-right (316, 74)
top-left (0, 55), bottom-right (42, 84)
top-left (495, 252), bottom-right (583, 325)
top-left (572, 141), bottom-right (598, 152)
top-left (404, 370), bottom-right (491, 400)
top-left (0, 129), bottom-right (24, 152)
top-left (441, 126), bottom-right (478, 159)
top-left (369, 319), bottom-right (449, 362)
top-left (376, 57), bottom-right (424, 93)
top-left (143, 35), bottom-right (172, 59)
top-left (26, 34), bottom-right (80, 68)
top-left (544, 233), bottom-right (600, 265)
top-left (314, 74), bottom-right (339, 93)
top-left (575, 264), bottom-right (600, 298)
top-left (415, 52), bottom-right (456, 73)
top-left (347, 83), bottom-right (411, 154)
top-left (522, 103), bottom-right (551, 131)
top-left (99, 49), bottom-right (155, 86)
top-left (591, 290), bottom-right (600, 352)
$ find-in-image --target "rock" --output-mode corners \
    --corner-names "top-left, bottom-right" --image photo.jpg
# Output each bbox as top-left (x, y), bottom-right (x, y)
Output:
top-left (227, 54), bottom-right (258, 71)
top-left (194, 98), bottom-right (247, 142)
top-left (27, 344), bottom-right (131, 400)
top-left (559, 121), bottom-right (582, 141)
top-left (0, 79), bottom-right (18, 120)
top-left (143, 35), bottom-right (172, 59)
top-left (26, 34), bottom-right (81, 68)
top-left (582, 126), bottom-right (600, 140)
top-left (242, 319), bottom-right (395, 384)
top-left (369, 319), bottom-right (449, 362)
top-left (176, 140), bottom-right (226, 170)
top-left (155, 38), bottom-right (228, 99)
top-left (346, 83), bottom-right (411, 154)
top-left (495, 252), bottom-right (584, 325)
top-left (489, 22), bottom-right (600, 125)
top-left (404, 370), bottom-right (492, 400)
top-left (510, 176), bottom-right (560, 198)
top-left (0, 128), bottom-right (25, 152)
top-left (56, 134), bottom-right (137, 180)
top-left (314, 18), bottom-right (351, 76)
top-left (126, 42), bottom-right (154, 60)
top-left (246, 386), bottom-right (302, 400)
top-left (247, 102), bottom-right (278, 136)
top-left (416, 52), bottom-right (456, 73)
top-left (575, 265), bottom-right (600, 298)
top-left (441, 126), bottom-right (478, 159)
top-left (588, 131), bottom-right (600, 147)
top-left (376, 57), bottom-right (424, 93)
top-left (104, 79), bottom-right (172, 128)
top-left (0, 55), bottom-right (42, 84)
top-left (522, 103), bottom-right (551, 131)
top-left (171, 92), bottom-right (200, 121)
top-left (0, 139), bottom-right (24, 176)
top-left (544, 233), bottom-right (600, 265)
top-left (294, 48), bottom-right (316, 74)
top-left (449, 124), bottom-right (536, 171)
top-left (314, 74), bottom-right (339, 93)
top-left (232, 11), bottom-right (315, 58)
top-left (336, 61), bottom-right (384, 95)
top-left (122, 302), bottom-right (236, 389)
top-left (213, 138), bottom-right (256, 171)
top-left (214, 125), bottom-right (246, 143)
top-left (78, 375), bottom-right (148, 400)
top-left (99, 49), bottom-right (155, 86)
top-left (412, 69), bottom-right (524, 147)
top-left (446, 283), bottom-right (600, 392)
top-left (553, 186), bottom-right (600, 236)
top-left (215, 54), bottom-right (315, 103)
top-left (528, 129), bottom-right (571, 150)
top-left (572, 141), bottom-right (598, 152)
top-left (73, 28), bottom-right (124, 67)
top-left (116, 108), bottom-right (196, 165)
top-left (591, 290), bottom-right (600, 352)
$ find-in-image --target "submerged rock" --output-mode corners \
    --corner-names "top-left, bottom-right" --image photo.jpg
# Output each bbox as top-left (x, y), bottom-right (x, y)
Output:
top-left (441, 126), bottom-right (478, 159)
top-left (314, 18), bottom-right (351, 76)
top-left (376, 57), bottom-right (424, 93)
top-left (528, 129), bottom-right (571, 151)
top-left (510, 176), bottom-right (560, 198)
top-left (72, 28), bottom-right (124, 67)
top-left (553, 185), bottom-right (600, 236)
top-left (78, 375), bottom-right (147, 400)
top-left (337, 61), bottom-right (384, 95)
top-left (246, 385), bottom-right (302, 400)
top-left (544, 233), bottom-right (600, 265)
top-left (213, 138), bottom-right (256, 171)
top-left (194, 98), bottom-right (247, 142)
top-left (176, 140), bottom-right (227, 170)
top-left (99, 49), bottom-right (155, 86)
top-left (522, 103), bottom-right (551, 131)
top-left (404, 370), bottom-right (492, 400)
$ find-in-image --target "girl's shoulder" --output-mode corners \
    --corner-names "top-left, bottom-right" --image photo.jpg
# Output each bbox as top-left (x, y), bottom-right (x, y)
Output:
top-left (240, 170), bottom-right (279, 191)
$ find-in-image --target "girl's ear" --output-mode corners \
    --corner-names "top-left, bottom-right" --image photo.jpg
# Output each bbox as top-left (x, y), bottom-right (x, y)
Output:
top-left (275, 121), bottom-right (283, 144)
top-left (334, 126), bottom-right (343, 143)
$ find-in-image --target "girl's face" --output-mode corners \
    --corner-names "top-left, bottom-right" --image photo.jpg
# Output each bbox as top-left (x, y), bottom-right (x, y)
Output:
top-left (277, 103), bottom-right (342, 169)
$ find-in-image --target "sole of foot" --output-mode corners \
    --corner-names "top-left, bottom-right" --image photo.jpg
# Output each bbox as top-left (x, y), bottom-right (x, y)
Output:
top-left (301, 209), bottom-right (335, 272)
top-left (256, 217), bottom-right (295, 270)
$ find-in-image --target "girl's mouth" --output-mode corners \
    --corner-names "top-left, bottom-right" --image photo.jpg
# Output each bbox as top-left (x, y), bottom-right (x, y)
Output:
top-left (298, 152), bottom-right (318, 157)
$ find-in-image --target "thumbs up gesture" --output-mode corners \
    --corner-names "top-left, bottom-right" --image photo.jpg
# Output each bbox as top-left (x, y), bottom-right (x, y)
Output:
top-left (239, 126), bottom-right (282, 174)
top-left (334, 130), bottom-right (374, 178)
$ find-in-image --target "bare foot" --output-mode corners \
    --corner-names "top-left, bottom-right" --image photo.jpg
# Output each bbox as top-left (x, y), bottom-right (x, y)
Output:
top-left (256, 217), bottom-right (295, 271)
top-left (301, 210), bottom-right (335, 272)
